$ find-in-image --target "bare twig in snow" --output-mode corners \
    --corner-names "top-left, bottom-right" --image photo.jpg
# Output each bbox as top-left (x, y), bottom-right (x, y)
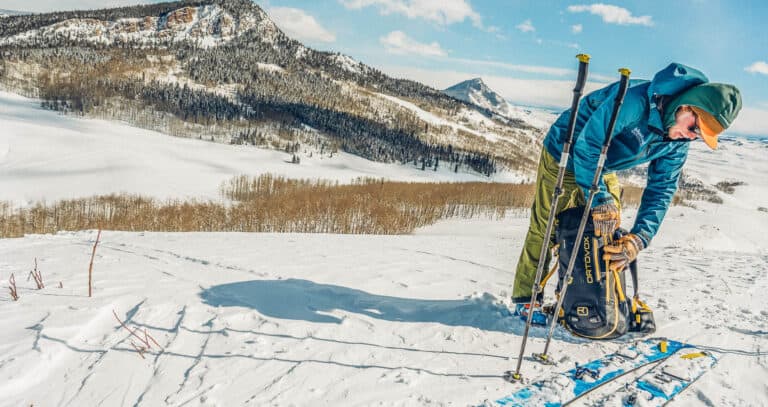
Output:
top-left (113, 309), bottom-right (163, 359)
top-left (9, 273), bottom-right (19, 301)
top-left (88, 229), bottom-right (101, 297)
top-left (27, 258), bottom-right (44, 289)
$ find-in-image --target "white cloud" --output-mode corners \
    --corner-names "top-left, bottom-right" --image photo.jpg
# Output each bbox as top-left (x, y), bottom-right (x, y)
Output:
top-left (379, 65), bottom-right (606, 108)
top-left (268, 7), bottom-right (336, 43)
top-left (727, 106), bottom-right (768, 136)
top-left (516, 19), bottom-right (535, 33)
top-left (745, 61), bottom-right (768, 75)
top-left (571, 24), bottom-right (583, 34)
top-left (380, 31), bottom-right (447, 57)
top-left (340, 0), bottom-right (482, 27)
top-left (567, 4), bottom-right (653, 26)
top-left (450, 58), bottom-right (571, 76)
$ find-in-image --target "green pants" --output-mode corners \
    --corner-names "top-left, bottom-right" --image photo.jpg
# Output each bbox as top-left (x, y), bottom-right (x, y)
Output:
top-left (512, 150), bottom-right (622, 303)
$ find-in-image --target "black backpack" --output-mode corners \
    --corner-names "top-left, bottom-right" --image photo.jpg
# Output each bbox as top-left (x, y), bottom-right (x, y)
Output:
top-left (550, 206), bottom-right (656, 340)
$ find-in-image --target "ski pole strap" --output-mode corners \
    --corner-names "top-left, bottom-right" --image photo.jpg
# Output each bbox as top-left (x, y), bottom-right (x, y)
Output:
top-left (629, 260), bottom-right (652, 313)
top-left (539, 256), bottom-right (559, 292)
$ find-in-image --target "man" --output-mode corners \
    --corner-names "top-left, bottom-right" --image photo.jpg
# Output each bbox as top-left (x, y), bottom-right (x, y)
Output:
top-left (512, 63), bottom-right (742, 319)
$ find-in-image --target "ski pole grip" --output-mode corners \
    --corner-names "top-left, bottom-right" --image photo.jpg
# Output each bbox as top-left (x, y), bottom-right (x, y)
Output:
top-left (615, 68), bottom-right (631, 101)
top-left (574, 54), bottom-right (590, 92)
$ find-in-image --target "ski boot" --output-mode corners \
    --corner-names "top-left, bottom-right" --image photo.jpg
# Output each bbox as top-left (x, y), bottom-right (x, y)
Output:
top-left (513, 302), bottom-right (548, 326)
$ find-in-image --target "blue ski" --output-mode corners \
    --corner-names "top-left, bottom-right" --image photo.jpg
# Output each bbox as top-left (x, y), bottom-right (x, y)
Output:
top-left (489, 338), bottom-right (690, 407)
top-left (591, 346), bottom-right (718, 406)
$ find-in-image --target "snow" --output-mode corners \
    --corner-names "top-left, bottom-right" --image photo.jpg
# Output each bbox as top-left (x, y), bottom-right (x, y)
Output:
top-left (0, 89), bottom-right (767, 406)
top-left (444, 78), bottom-right (558, 130)
top-left (256, 62), bottom-right (285, 73)
top-left (374, 92), bottom-right (508, 144)
top-left (0, 91), bottom-right (524, 207)
top-left (332, 53), bottom-right (365, 74)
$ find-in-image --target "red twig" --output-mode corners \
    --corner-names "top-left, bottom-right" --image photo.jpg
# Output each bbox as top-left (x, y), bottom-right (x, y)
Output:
top-left (130, 341), bottom-right (147, 359)
top-left (113, 309), bottom-right (163, 359)
top-left (27, 258), bottom-right (44, 289)
top-left (144, 328), bottom-right (161, 349)
top-left (9, 273), bottom-right (18, 301)
top-left (88, 229), bottom-right (101, 297)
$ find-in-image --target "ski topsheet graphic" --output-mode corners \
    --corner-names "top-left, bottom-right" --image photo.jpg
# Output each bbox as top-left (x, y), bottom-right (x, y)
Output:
top-left (490, 339), bottom-right (689, 407)
top-left (593, 346), bottom-right (718, 406)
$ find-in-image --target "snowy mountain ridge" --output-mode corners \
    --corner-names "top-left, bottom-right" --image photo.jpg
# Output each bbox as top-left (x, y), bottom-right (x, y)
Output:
top-left (0, 4), bottom-right (267, 48)
top-left (0, 9), bottom-right (27, 18)
top-left (444, 78), bottom-right (556, 129)
top-left (0, 0), bottom-right (544, 175)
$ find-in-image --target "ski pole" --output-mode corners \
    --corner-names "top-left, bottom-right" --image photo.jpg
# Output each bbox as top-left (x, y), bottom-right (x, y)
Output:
top-left (505, 54), bottom-right (591, 383)
top-left (534, 67), bottom-right (631, 364)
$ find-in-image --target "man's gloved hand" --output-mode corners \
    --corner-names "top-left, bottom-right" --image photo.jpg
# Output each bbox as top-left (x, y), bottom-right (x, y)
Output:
top-left (603, 233), bottom-right (645, 272)
top-left (591, 202), bottom-right (620, 238)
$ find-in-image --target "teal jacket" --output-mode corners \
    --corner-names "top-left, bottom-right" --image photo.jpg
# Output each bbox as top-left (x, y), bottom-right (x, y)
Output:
top-left (543, 63), bottom-right (708, 246)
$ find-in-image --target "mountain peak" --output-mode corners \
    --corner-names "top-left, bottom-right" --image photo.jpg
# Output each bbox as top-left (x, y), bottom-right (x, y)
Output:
top-left (443, 78), bottom-right (555, 129)
top-left (444, 78), bottom-right (509, 115)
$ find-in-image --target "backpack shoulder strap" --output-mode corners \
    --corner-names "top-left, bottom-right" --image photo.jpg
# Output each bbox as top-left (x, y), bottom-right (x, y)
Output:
top-left (629, 260), bottom-right (639, 298)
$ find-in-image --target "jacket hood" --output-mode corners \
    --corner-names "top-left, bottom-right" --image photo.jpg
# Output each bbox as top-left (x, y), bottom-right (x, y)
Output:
top-left (646, 63), bottom-right (709, 132)
top-left (662, 83), bottom-right (743, 130)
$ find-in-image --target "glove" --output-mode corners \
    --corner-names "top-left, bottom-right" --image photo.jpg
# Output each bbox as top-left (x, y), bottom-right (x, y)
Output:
top-left (591, 202), bottom-right (620, 238)
top-left (603, 233), bottom-right (644, 272)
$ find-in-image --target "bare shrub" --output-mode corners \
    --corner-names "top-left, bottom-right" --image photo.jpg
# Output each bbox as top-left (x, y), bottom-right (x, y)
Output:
top-left (8, 273), bottom-right (19, 301)
top-left (676, 173), bottom-right (722, 204)
top-left (113, 309), bottom-right (162, 359)
top-left (714, 180), bottom-right (745, 194)
top-left (620, 185), bottom-right (644, 208)
top-left (0, 175), bottom-right (535, 237)
top-left (28, 258), bottom-right (44, 289)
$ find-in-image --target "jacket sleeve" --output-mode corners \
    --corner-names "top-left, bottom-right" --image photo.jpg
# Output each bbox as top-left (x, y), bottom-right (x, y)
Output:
top-left (631, 144), bottom-right (689, 246)
top-left (572, 90), bottom-right (640, 208)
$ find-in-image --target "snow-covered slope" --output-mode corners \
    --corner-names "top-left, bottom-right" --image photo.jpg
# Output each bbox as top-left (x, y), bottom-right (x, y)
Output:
top-left (444, 78), bottom-right (557, 129)
top-left (0, 172), bottom-right (765, 405)
top-left (0, 91), bottom-right (526, 206)
top-left (1, 82), bottom-right (767, 406)
top-left (0, 9), bottom-right (27, 17)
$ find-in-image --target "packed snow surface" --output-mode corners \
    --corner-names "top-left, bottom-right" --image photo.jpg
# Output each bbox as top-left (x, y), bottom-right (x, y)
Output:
top-left (0, 91), bottom-right (525, 207)
top-left (0, 91), bottom-right (767, 406)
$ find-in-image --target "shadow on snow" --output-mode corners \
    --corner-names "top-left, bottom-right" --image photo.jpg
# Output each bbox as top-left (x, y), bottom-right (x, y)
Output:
top-left (199, 278), bottom-right (581, 343)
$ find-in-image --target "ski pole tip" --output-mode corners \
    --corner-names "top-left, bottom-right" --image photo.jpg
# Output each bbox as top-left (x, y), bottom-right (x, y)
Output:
top-left (618, 68), bottom-right (631, 77)
top-left (576, 53), bottom-right (591, 63)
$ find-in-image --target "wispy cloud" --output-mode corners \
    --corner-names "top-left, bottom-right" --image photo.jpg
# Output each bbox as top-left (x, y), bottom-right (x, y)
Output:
top-left (745, 61), bottom-right (768, 75)
top-left (340, 0), bottom-right (482, 27)
top-left (568, 4), bottom-right (653, 26)
top-left (380, 31), bottom-right (447, 57)
top-left (451, 58), bottom-right (569, 76)
top-left (268, 7), bottom-right (336, 43)
top-left (571, 24), bottom-right (583, 34)
top-left (516, 19), bottom-right (535, 33)
top-left (447, 58), bottom-right (614, 82)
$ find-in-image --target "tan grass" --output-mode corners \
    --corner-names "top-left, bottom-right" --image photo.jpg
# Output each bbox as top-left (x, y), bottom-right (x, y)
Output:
top-left (0, 175), bottom-right (535, 237)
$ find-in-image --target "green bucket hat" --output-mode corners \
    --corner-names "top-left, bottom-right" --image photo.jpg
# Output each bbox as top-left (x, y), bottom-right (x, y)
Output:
top-left (663, 83), bottom-right (742, 149)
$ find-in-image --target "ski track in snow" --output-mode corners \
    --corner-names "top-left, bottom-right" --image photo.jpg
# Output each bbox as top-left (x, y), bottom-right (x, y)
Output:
top-left (0, 214), bottom-right (765, 406)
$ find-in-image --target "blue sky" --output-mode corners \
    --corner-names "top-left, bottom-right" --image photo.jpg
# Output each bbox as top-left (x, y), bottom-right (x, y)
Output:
top-left (256, 0), bottom-right (768, 136)
top-left (5, 0), bottom-right (768, 135)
